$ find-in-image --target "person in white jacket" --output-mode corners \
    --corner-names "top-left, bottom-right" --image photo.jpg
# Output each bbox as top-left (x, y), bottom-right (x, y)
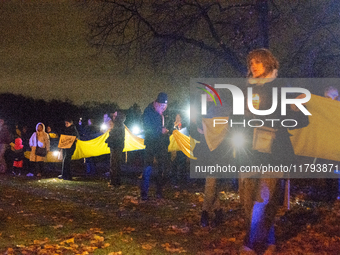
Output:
top-left (28, 122), bottom-right (50, 177)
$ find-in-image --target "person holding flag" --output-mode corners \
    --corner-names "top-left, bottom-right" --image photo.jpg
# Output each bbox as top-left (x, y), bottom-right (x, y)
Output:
top-left (239, 48), bottom-right (309, 255)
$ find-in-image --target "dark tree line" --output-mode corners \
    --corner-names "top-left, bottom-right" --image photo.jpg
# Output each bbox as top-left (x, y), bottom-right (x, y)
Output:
top-left (0, 93), bottom-right (143, 137)
top-left (0, 93), bottom-right (78, 135)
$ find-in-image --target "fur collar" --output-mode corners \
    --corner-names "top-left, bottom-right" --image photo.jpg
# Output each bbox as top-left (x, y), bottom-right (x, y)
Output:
top-left (248, 69), bottom-right (278, 85)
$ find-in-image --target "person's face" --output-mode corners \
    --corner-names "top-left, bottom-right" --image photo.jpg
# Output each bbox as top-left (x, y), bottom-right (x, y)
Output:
top-left (46, 126), bottom-right (51, 133)
top-left (250, 58), bottom-right (266, 78)
top-left (38, 124), bottom-right (43, 132)
top-left (324, 89), bottom-right (339, 100)
top-left (65, 121), bottom-right (72, 127)
top-left (154, 102), bottom-right (167, 114)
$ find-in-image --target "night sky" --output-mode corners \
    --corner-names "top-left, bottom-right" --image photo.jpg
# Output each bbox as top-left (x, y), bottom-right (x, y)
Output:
top-left (0, 1), bottom-right (185, 109)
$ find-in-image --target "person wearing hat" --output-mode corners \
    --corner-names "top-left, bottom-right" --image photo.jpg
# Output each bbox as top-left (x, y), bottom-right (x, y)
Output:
top-left (140, 92), bottom-right (169, 200)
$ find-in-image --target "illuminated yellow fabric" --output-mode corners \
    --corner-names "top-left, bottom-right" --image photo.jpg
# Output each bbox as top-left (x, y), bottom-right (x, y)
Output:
top-left (202, 117), bottom-right (229, 151)
top-left (122, 125), bottom-right (146, 152)
top-left (24, 151), bottom-right (61, 162)
top-left (168, 130), bottom-right (199, 159)
top-left (25, 95), bottom-right (340, 162)
top-left (25, 126), bottom-right (199, 161)
top-left (72, 132), bottom-right (110, 160)
top-left (48, 133), bottom-right (59, 139)
top-left (72, 126), bottom-right (146, 160)
top-left (289, 94), bottom-right (340, 161)
top-left (25, 126), bottom-right (146, 161)
top-left (46, 151), bottom-right (61, 162)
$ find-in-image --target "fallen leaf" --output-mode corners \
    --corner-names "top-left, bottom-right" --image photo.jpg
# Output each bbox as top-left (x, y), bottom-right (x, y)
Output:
top-left (142, 243), bottom-right (154, 250)
top-left (123, 227), bottom-right (135, 233)
top-left (93, 235), bottom-right (104, 242)
top-left (52, 225), bottom-right (63, 229)
top-left (102, 243), bottom-right (110, 248)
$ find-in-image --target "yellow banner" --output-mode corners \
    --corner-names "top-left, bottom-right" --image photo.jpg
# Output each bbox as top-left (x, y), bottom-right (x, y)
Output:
top-left (24, 95), bottom-right (340, 163)
top-left (289, 94), bottom-right (340, 161)
top-left (25, 126), bottom-right (196, 161)
top-left (202, 117), bottom-right (229, 151)
top-left (71, 125), bottom-right (146, 160)
top-left (168, 130), bottom-right (199, 159)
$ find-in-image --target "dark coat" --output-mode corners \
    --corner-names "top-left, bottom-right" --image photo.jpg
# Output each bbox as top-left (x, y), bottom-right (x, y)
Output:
top-left (143, 103), bottom-right (169, 149)
top-left (62, 124), bottom-right (79, 150)
top-left (105, 114), bottom-right (126, 151)
top-left (63, 125), bottom-right (79, 138)
top-left (246, 79), bottom-right (309, 166)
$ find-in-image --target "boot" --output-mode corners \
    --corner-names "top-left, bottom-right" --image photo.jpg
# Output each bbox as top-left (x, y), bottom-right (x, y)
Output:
top-left (211, 209), bottom-right (223, 228)
top-left (200, 210), bottom-right (209, 227)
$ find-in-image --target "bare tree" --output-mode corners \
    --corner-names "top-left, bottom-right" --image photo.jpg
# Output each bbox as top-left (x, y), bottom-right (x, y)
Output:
top-left (85, 0), bottom-right (272, 76)
top-left (85, 0), bottom-right (340, 78)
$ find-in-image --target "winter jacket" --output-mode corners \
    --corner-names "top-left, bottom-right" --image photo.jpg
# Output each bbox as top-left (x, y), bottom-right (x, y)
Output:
top-left (105, 113), bottom-right (126, 150)
top-left (240, 78), bottom-right (309, 177)
top-left (62, 124), bottom-right (79, 150)
top-left (29, 123), bottom-right (50, 162)
top-left (143, 103), bottom-right (169, 148)
top-left (13, 138), bottom-right (24, 167)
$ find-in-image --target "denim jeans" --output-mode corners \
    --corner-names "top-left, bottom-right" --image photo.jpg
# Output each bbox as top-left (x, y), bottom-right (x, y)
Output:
top-left (140, 144), bottom-right (168, 198)
top-left (240, 178), bottom-right (280, 253)
top-left (86, 157), bottom-right (96, 175)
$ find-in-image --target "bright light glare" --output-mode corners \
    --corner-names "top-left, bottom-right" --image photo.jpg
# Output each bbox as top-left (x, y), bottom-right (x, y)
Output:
top-left (232, 133), bottom-right (245, 148)
top-left (187, 107), bottom-right (190, 118)
top-left (101, 123), bottom-right (108, 131)
top-left (132, 126), bottom-right (141, 135)
top-left (53, 151), bottom-right (60, 157)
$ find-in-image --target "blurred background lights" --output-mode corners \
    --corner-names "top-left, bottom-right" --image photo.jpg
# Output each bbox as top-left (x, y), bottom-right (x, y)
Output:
top-left (132, 125), bottom-right (141, 135)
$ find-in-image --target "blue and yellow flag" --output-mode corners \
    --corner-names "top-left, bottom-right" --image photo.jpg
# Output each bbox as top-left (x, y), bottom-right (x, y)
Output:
top-left (26, 95), bottom-right (340, 163)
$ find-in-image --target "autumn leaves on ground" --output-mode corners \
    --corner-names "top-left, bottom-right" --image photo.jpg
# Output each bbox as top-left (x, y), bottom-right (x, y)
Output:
top-left (0, 174), bottom-right (340, 255)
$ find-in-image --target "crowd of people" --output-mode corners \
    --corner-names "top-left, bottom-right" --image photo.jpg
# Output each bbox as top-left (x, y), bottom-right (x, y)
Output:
top-left (0, 105), bottom-right (188, 184)
top-left (1, 48), bottom-right (340, 254)
top-left (0, 119), bottom-right (78, 179)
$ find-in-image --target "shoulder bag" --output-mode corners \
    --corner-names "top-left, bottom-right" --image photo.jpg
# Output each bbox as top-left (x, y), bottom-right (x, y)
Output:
top-left (35, 132), bottom-right (47, 157)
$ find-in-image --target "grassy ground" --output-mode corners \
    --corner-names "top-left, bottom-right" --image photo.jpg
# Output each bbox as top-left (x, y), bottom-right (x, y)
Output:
top-left (0, 162), bottom-right (340, 254)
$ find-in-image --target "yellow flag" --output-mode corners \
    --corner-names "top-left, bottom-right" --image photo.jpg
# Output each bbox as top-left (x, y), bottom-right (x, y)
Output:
top-left (289, 94), bottom-right (340, 161)
top-left (202, 117), bottom-right (229, 151)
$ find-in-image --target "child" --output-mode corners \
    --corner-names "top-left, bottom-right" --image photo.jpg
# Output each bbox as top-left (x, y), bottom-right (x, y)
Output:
top-left (12, 137), bottom-right (24, 175)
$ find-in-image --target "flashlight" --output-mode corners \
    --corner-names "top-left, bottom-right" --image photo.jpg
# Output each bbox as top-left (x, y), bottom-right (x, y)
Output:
top-left (231, 132), bottom-right (246, 148)
top-left (101, 123), bottom-right (108, 131)
top-left (132, 125), bottom-right (141, 135)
